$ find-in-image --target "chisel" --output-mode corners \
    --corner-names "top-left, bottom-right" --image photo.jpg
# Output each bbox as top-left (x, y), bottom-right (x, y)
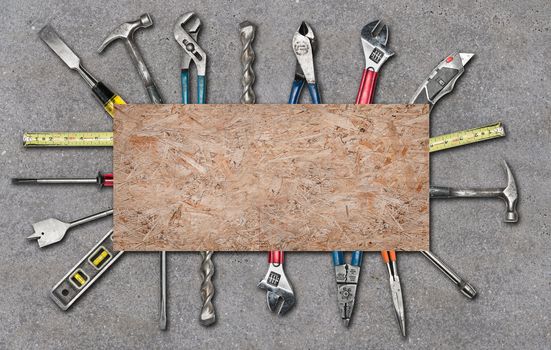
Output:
top-left (39, 25), bottom-right (125, 118)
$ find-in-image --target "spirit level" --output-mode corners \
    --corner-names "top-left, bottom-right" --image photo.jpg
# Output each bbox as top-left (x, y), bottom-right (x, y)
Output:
top-left (50, 230), bottom-right (123, 310)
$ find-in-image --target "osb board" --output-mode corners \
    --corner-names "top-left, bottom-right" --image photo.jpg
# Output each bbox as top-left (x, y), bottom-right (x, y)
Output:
top-left (113, 104), bottom-right (429, 251)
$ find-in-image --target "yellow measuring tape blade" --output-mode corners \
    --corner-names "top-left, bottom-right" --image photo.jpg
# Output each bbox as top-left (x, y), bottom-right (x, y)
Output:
top-left (23, 122), bottom-right (505, 149)
top-left (23, 132), bottom-right (114, 147)
top-left (429, 122), bottom-right (505, 152)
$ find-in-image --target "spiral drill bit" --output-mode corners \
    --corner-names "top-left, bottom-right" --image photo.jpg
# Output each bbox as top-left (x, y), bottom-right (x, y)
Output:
top-left (239, 21), bottom-right (256, 104)
top-left (200, 250), bottom-right (216, 325)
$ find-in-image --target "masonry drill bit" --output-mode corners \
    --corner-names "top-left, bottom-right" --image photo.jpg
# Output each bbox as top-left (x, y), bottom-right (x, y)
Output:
top-left (200, 251), bottom-right (215, 325)
top-left (239, 21), bottom-right (256, 104)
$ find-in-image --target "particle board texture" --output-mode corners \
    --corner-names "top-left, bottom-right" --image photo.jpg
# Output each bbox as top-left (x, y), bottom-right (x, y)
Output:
top-left (113, 104), bottom-right (429, 251)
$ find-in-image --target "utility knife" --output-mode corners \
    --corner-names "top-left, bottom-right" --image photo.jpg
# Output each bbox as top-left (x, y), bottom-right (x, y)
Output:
top-left (410, 52), bottom-right (474, 109)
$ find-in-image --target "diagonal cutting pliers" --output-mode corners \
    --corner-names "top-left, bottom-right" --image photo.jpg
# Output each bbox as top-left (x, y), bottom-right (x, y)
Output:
top-left (289, 22), bottom-right (320, 104)
top-left (381, 250), bottom-right (406, 336)
top-left (174, 12), bottom-right (206, 104)
top-left (332, 251), bottom-right (363, 326)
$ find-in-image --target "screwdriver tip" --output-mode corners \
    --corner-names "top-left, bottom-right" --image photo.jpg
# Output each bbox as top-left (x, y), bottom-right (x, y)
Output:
top-left (12, 178), bottom-right (36, 184)
top-left (342, 319), bottom-right (350, 327)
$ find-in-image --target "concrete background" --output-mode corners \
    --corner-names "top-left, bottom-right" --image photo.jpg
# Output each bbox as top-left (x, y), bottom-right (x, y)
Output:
top-left (0, 0), bottom-right (549, 349)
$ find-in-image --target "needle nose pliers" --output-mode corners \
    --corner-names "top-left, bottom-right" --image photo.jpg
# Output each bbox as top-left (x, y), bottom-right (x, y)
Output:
top-left (381, 250), bottom-right (406, 336)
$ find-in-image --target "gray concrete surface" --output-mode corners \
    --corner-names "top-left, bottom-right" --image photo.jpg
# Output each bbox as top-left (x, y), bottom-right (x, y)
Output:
top-left (0, 0), bottom-right (550, 349)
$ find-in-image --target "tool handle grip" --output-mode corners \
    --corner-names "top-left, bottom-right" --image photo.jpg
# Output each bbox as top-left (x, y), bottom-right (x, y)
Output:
top-left (381, 250), bottom-right (396, 263)
top-left (197, 75), bottom-right (207, 104)
top-left (92, 82), bottom-right (126, 118)
top-left (288, 79), bottom-right (305, 104)
top-left (98, 172), bottom-right (114, 188)
top-left (351, 251), bottom-right (363, 266)
top-left (181, 70), bottom-right (190, 104)
top-left (430, 186), bottom-right (503, 198)
top-left (307, 83), bottom-right (321, 104)
top-left (332, 251), bottom-right (344, 266)
top-left (69, 209), bottom-right (113, 228)
top-left (355, 68), bottom-right (378, 104)
top-left (268, 251), bottom-right (284, 264)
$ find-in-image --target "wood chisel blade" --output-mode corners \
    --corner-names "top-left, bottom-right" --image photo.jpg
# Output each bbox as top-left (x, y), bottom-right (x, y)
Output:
top-left (39, 25), bottom-right (82, 71)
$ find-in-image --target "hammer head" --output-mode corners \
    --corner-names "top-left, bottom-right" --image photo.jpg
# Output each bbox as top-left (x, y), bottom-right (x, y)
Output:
top-left (98, 14), bottom-right (152, 52)
top-left (502, 161), bottom-right (518, 223)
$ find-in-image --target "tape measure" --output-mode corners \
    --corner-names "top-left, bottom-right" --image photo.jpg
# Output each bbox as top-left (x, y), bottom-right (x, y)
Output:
top-left (429, 122), bottom-right (505, 152)
top-left (23, 122), bottom-right (505, 150)
top-left (23, 132), bottom-right (113, 147)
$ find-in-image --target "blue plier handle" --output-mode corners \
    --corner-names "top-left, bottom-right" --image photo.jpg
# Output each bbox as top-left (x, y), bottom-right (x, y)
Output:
top-left (289, 78), bottom-right (320, 104)
top-left (181, 70), bottom-right (206, 104)
top-left (332, 251), bottom-right (363, 267)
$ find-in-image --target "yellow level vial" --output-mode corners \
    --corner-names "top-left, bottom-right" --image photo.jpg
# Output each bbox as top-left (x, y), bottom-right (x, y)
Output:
top-left (23, 122), bottom-right (505, 150)
top-left (429, 122), bottom-right (505, 153)
top-left (23, 132), bottom-right (113, 147)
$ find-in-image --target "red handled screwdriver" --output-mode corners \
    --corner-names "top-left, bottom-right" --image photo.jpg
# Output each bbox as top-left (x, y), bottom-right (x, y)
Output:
top-left (12, 172), bottom-right (113, 189)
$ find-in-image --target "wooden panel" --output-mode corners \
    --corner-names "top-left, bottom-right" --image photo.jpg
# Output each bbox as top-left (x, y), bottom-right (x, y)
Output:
top-left (113, 104), bottom-right (429, 251)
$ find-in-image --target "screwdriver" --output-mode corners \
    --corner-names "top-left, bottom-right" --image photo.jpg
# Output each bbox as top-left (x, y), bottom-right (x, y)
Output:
top-left (12, 172), bottom-right (113, 188)
top-left (39, 25), bottom-right (126, 118)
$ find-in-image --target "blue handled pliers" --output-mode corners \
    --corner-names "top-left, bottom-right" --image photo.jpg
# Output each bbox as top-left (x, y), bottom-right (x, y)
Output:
top-left (289, 22), bottom-right (320, 104)
top-left (174, 12), bottom-right (206, 104)
top-left (332, 251), bottom-right (363, 327)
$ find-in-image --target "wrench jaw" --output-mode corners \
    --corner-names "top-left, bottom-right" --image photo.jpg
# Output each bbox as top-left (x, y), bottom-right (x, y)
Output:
top-left (174, 12), bottom-right (206, 75)
top-left (360, 20), bottom-right (394, 72)
top-left (28, 219), bottom-right (69, 248)
top-left (258, 264), bottom-right (296, 316)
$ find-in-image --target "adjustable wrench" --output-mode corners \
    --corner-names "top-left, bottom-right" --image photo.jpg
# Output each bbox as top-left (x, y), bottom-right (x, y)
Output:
top-left (356, 20), bottom-right (394, 104)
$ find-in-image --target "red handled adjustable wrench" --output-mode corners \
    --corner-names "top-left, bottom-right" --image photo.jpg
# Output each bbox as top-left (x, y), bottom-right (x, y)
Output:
top-left (356, 20), bottom-right (394, 104)
top-left (258, 251), bottom-right (295, 315)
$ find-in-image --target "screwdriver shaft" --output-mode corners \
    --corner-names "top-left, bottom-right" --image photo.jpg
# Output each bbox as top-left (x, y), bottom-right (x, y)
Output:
top-left (12, 178), bottom-right (97, 184)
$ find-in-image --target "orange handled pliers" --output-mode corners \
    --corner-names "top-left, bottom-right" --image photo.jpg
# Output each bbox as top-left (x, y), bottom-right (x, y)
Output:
top-left (381, 250), bottom-right (406, 337)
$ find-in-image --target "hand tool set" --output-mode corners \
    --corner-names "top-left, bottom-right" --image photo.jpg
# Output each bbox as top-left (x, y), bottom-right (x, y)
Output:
top-left (13, 11), bottom-right (520, 336)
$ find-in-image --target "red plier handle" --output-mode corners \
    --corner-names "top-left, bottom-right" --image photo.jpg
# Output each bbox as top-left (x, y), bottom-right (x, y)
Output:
top-left (355, 68), bottom-right (378, 104)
